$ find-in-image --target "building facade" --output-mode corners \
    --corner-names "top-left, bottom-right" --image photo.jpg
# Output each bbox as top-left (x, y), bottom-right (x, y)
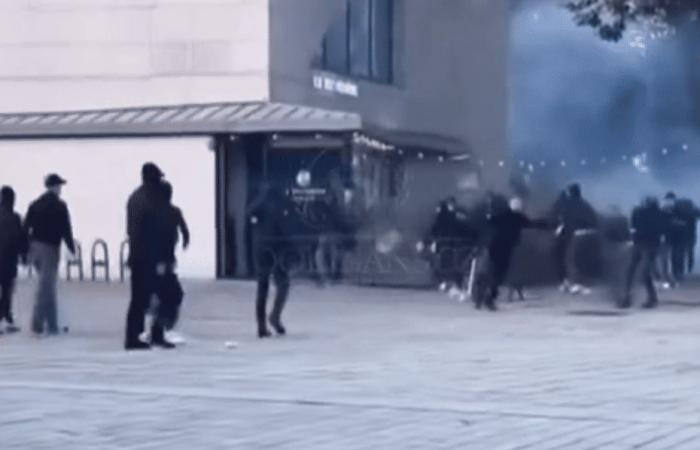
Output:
top-left (0, 0), bottom-right (508, 284)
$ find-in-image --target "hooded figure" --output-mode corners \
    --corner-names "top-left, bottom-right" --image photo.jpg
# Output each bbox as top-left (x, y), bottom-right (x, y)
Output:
top-left (482, 197), bottom-right (549, 311)
top-left (0, 186), bottom-right (27, 332)
top-left (621, 196), bottom-right (665, 309)
top-left (248, 184), bottom-right (312, 338)
top-left (153, 181), bottom-right (189, 332)
top-left (124, 162), bottom-right (173, 350)
top-left (550, 183), bottom-right (597, 290)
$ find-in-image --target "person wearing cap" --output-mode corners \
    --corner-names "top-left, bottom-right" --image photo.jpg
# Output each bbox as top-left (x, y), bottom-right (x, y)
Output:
top-left (24, 174), bottom-right (76, 336)
top-left (0, 186), bottom-right (28, 333)
top-left (124, 162), bottom-right (174, 350)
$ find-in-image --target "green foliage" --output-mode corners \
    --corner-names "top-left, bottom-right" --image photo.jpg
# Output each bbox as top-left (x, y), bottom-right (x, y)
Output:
top-left (565, 0), bottom-right (700, 41)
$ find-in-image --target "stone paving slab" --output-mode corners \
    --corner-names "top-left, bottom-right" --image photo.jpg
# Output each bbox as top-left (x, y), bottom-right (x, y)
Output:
top-left (1, 279), bottom-right (699, 449)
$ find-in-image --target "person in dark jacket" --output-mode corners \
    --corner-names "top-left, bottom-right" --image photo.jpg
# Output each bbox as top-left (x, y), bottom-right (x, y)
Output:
top-left (481, 197), bottom-right (548, 311)
top-left (549, 183), bottom-right (598, 292)
top-left (124, 162), bottom-right (173, 350)
top-left (248, 184), bottom-right (310, 338)
top-left (24, 174), bottom-right (75, 336)
top-left (0, 186), bottom-right (28, 333)
top-left (153, 181), bottom-right (189, 333)
top-left (674, 197), bottom-right (699, 276)
top-left (424, 197), bottom-right (477, 294)
top-left (657, 193), bottom-right (681, 288)
top-left (661, 193), bottom-right (688, 283)
top-left (621, 197), bottom-right (665, 309)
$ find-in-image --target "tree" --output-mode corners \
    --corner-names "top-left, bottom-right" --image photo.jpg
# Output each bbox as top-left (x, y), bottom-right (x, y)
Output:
top-left (566, 0), bottom-right (700, 41)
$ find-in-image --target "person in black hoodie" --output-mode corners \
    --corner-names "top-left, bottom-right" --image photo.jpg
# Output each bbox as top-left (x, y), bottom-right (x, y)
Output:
top-left (24, 174), bottom-right (75, 336)
top-left (248, 184), bottom-right (310, 338)
top-left (0, 186), bottom-right (27, 333)
top-left (621, 196), bottom-right (665, 309)
top-left (481, 197), bottom-right (549, 311)
top-left (124, 163), bottom-right (172, 350)
top-left (549, 183), bottom-right (598, 292)
top-left (153, 181), bottom-right (189, 334)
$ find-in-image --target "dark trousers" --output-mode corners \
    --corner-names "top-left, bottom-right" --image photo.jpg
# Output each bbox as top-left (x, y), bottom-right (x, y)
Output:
top-left (670, 241), bottom-right (686, 281)
top-left (125, 264), bottom-right (163, 345)
top-left (255, 248), bottom-right (290, 334)
top-left (686, 238), bottom-right (696, 274)
top-left (0, 277), bottom-right (15, 324)
top-left (624, 244), bottom-right (658, 305)
top-left (156, 271), bottom-right (184, 331)
top-left (485, 246), bottom-right (514, 308)
top-left (554, 232), bottom-right (573, 282)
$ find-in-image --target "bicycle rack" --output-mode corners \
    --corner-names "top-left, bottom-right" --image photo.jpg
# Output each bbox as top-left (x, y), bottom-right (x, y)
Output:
top-left (91, 239), bottom-right (110, 282)
top-left (66, 241), bottom-right (84, 281)
top-left (119, 239), bottom-right (130, 283)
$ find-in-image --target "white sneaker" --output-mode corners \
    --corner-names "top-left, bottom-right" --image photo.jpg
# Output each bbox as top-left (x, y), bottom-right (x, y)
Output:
top-left (439, 282), bottom-right (449, 292)
top-left (165, 331), bottom-right (187, 345)
top-left (569, 284), bottom-right (582, 295)
top-left (448, 286), bottom-right (461, 299)
top-left (457, 292), bottom-right (468, 303)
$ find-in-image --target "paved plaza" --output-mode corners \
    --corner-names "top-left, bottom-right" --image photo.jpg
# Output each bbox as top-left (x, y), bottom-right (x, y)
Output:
top-left (1, 279), bottom-right (699, 449)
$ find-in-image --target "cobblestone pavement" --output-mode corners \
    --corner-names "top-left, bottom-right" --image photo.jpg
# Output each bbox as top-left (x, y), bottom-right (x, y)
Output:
top-left (1, 279), bottom-right (699, 449)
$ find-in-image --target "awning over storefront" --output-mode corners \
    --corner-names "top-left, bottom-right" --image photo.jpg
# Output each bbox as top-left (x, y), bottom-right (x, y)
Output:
top-left (0, 102), bottom-right (362, 138)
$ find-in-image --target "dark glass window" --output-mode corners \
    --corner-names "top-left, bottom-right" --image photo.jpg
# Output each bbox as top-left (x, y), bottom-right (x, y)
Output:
top-left (321, 0), bottom-right (394, 84)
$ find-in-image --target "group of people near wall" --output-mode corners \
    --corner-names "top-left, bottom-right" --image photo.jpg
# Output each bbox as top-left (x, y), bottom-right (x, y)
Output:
top-left (0, 163), bottom-right (190, 351)
top-left (423, 183), bottom-right (699, 311)
top-left (2, 165), bottom-right (698, 346)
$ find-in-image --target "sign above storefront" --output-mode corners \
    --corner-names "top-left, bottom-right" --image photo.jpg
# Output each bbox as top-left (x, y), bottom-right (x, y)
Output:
top-left (312, 72), bottom-right (359, 98)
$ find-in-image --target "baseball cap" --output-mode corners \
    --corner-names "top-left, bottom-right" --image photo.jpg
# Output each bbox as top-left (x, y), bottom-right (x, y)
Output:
top-left (45, 173), bottom-right (67, 188)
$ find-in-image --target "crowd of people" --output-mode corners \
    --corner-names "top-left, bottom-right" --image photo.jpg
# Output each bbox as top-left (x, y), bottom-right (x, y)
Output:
top-left (1, 163), bottom-right (698, 347)
top-left (0, 163), bottom-right (190, 350)
top-left (422, 183), bottom-right (700, 311)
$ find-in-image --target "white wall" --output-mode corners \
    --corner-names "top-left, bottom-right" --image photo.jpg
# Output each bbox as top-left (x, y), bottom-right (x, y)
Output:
top-left (0, 0), bottom-right (270, 112)
top-left (0, 137), bottom-right (216, 278)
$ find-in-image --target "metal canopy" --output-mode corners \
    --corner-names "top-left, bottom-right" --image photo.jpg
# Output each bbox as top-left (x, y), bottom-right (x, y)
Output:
top-left (0, 102), bottom-right (362, 138)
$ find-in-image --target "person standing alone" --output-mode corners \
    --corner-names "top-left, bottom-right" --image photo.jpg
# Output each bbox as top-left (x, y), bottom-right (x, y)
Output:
top-left (0, 186), bottom-right (28, 333)
top-left (24, 174), bottom-right (75, 336)
top-left (125, 163), bottom-right (174, 350)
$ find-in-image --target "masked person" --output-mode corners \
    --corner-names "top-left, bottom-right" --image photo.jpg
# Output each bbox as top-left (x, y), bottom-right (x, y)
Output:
top-left (482, 198), bottom-right (548, 311)
top-left (0, 186), bottom-right (28, 334)
top-left (621, 197), bottom-right (665, 309)
top-left (248, 184), bottom-right (310, 338)
top-left (24, 174), bottom-right (76, 336)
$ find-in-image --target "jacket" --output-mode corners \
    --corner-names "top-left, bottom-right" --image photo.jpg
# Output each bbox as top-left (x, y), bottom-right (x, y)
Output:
top-left (24, 192), bottom-right (75, 252)
top-left (127, 183), bottom-right (167, 268)
top-left (0, 206), bottom-right (27, 280)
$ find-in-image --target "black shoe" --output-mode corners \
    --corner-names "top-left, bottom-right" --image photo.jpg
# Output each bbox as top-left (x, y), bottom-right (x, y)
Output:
top-left (125, 341), bottom-right (151, 351)
top-left (269, 318), bottom-right (286, 336)
top-left (642, 300), bottom-right (658, 309)
top-left (258, 328), bottom-right (272, 339)
top-left (486, 302), bottom-right (498, 312)
top-left (152, 338), bottom-right (176, 349)
top-left (618, 300), bottom-right (632, 309)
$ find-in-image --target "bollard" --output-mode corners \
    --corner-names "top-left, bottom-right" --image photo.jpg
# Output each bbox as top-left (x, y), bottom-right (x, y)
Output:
top-left (91, 239), bottom-right (110, 282)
